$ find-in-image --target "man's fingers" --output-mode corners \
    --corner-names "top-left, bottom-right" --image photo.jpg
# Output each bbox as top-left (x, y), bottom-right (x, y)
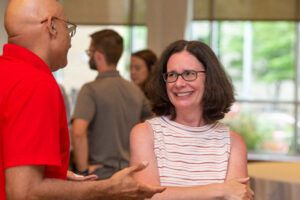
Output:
top-left (128, 161), bottom-right (149, 174)
top-left (249, 187), bottom-right (255, 197)
top-left (149, 185), bottom-right (166, 193)
top-left (235, 177), bottom-right (250, 184)
top-left (67, 170), bottom-right (98, 181)
top-left (82, 174), bottom-right (98, 181)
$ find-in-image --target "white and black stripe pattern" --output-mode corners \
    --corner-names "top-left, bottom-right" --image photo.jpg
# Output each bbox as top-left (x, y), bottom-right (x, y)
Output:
top-left (147, 116), bottom-right (230, 186)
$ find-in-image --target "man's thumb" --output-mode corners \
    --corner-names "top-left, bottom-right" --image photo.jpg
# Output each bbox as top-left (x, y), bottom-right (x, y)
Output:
top-left (236, 177), bottom-right (250, 184)
top-left (129, 161), bottom-right (149, 174)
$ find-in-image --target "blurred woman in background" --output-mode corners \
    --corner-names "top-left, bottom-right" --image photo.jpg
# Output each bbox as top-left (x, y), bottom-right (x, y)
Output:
top-left (130, 49), bottom-right (157, 98)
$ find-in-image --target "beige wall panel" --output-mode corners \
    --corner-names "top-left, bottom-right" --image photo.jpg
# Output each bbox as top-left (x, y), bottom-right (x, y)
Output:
top-left (63, 0), bottom-right (130, 24)
top-left (194, 0), bottom-right (210, 19)
top-left (62, 0), bottom-right (145, 24)
top-left (132, 0), bottom-right (146, 24)
top-left (214, 0), bottom-right (298, 20)
top-left (194, 0), bottom-right (300, 20)
top-left (146, 0), bottom-right (188, 55)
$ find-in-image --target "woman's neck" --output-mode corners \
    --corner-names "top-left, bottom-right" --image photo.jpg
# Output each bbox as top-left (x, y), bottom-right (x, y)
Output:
top-left (174, 108), bottom-right (205, 127)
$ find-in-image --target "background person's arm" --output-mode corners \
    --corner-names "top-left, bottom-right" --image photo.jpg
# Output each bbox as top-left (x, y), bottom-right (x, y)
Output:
top-left (5, 163), bottom-right (165, 200)
top-left (130, 122), bottom-right (254, 200)
top-left (71, 118), bottom-right (89, 173)
top-left (71, 84), bottom-right (97, 174)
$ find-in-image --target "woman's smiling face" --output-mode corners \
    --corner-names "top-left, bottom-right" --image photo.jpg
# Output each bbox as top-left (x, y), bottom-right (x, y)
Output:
top-left (166, 50), bottom-right (206, 111)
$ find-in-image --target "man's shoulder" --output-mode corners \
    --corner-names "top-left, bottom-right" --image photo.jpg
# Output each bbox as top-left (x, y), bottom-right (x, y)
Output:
top-left (1, 60), bottom-right (54, 87)
top-left (92, 76), bottom-right (138, 90)
top-left (0, 55), bottom-right (27, 72)
top-left (118, 78), bottom-right (142, 91)
top-left (79, 80), bottom-right (101, 94)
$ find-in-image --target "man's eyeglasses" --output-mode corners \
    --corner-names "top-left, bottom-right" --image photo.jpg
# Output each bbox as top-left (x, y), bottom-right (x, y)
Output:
top-left (85, 49), bottom-right (94, 57)
top-left (163, 70), bottom-right (206, 83)
top-left (41, 17), bottom-right (77, 38)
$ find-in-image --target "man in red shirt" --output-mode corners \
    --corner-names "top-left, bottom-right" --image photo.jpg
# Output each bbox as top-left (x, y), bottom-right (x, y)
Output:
top-left (0, 0), bottom-right (164, 200)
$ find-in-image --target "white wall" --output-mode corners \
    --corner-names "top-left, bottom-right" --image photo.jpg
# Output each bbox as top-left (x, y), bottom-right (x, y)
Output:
top-left (0, 0), bottom-right (8, 54)
top-left (146, 0), bottom-right (189, 55)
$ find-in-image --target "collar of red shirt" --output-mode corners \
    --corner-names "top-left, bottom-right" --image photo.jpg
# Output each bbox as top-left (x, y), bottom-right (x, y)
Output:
top-left (3, 43), bottom-right (52, 75)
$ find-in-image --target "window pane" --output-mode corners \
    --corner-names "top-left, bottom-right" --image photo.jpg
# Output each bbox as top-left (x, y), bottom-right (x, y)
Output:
top-left (218, 21), bottom-right (295, 101)
top-left (190, 21), bottom-right (210, 44)
top-left (131, 26), bottom-right (147, 52)
top-left (191, 21), bottom-right (297, 155)
top-left (223, 102), bottom-right (294, 154)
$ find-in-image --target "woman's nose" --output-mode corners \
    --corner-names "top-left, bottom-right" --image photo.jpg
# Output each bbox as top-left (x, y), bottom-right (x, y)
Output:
top-left (174, 75), bottom-right (186, 87)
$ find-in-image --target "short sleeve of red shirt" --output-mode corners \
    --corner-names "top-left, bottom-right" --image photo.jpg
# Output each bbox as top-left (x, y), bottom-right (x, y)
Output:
top-left (3, 80), bottom-right (66, 171)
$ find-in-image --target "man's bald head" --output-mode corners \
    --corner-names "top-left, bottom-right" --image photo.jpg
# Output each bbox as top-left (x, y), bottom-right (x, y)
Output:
top-left (4, 0), bottom-right (71, 71)
top-left (5, 0), bottom-right (63, 40)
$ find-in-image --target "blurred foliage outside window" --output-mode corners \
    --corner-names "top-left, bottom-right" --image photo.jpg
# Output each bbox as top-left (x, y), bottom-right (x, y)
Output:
top-left (191, 21), bottom-right (297, 155)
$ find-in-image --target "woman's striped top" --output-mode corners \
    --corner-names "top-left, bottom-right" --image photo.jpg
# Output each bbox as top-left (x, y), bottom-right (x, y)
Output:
top-left (147, 116), bottom-right (230, 186)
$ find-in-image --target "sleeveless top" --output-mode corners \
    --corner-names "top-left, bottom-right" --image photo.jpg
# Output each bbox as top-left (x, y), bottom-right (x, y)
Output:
top-left (147, 116), bottom-right (231, 186)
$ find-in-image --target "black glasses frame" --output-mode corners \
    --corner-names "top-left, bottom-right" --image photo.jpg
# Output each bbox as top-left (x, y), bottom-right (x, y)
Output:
top-left (85, 49), bottom-right (94, 57)
top-left (163, 70), bottom-right (206, 83)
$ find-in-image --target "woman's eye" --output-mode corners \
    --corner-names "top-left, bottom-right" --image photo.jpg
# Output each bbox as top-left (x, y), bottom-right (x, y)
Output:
top-left (184, 71), bottom-right (193, 76)
top-left (168, 73), bottom-right (176, 77)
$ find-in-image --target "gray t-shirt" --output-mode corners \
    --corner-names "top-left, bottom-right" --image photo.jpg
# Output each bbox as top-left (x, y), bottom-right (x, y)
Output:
top-left (72, 70), bottom-right (152, 171)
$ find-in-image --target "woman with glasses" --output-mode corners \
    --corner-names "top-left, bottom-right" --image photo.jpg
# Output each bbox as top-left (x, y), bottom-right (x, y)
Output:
top-left (130, 40), bottom-right (254, 199)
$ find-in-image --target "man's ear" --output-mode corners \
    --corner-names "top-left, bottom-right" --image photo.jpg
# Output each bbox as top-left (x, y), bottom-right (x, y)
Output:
top-left (94, 51), bottom-right (105, 64)
top-left (46, 17), bottom-right (57, 37)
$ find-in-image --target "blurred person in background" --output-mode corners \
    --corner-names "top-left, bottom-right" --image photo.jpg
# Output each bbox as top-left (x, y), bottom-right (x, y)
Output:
top-left (71, 29), bottom-right (153, 180)
top-left (130, 49), bottom-right (157, 99)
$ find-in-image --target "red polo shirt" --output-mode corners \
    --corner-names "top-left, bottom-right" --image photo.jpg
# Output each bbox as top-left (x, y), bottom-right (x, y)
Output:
top-left (0, 44), bottom-right (70, 200)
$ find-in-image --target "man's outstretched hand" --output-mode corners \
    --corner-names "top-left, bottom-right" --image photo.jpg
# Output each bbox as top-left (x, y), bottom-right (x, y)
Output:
top-left (104, 162), bottom-right (166, 200)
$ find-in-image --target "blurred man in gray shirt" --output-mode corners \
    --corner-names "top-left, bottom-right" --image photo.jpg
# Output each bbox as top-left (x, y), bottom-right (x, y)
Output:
top-left (71, 29), bottom-right (152, 179)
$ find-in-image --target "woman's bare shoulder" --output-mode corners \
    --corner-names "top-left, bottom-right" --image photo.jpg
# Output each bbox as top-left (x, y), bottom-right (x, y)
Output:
top-left (230, 131), bottom-right (247, 150)
top-left (131, 121), bottom-right (154, 141)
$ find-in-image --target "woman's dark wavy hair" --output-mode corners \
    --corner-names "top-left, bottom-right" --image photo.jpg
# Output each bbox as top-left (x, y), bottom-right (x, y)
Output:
top-left (146, 40), bottom-right (235, 124)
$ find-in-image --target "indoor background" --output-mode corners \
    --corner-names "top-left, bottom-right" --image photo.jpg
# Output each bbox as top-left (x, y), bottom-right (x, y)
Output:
top-left (1, 0), bottom-right (300, 160)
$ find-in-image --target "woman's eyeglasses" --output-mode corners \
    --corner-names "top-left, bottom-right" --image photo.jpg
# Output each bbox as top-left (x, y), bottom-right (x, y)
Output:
top-left (163, 70), bottom-right (206, 83)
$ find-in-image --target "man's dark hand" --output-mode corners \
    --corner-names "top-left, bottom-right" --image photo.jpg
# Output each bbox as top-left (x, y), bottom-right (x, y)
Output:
top-left (104, 162), bottom-right (166, 200)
